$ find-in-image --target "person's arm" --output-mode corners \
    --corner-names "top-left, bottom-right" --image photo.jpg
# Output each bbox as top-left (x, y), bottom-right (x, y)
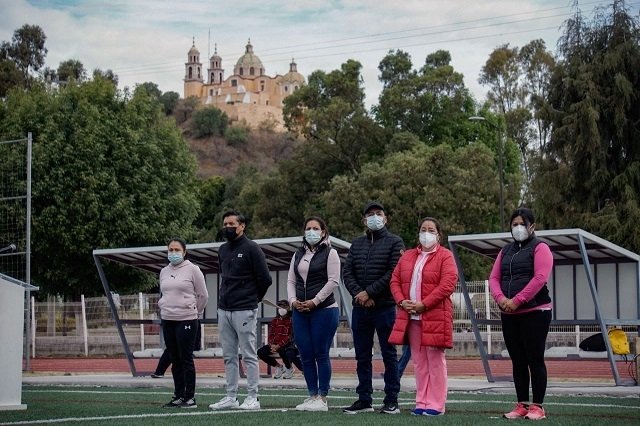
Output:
top-left (286, 255), bottom-right (297, 307)
top-left (365, 236), bottom-right (404, 297)
top-left (342, 245), bottom-right (362, 297)
top-left (311, 248), bottom-right (340, 306)
top-left (193, 264), bottom-right (208, 317)
top-left (511, 243), bottom-right (553, 307)
top-left (389, 257), bottom-right (405, 304)
top-left (489, 251), bottom-right (506, 304)
top-left (252, 243), bottom-right (273, 301)
top-left (422, 250), bottom-right (458, 309)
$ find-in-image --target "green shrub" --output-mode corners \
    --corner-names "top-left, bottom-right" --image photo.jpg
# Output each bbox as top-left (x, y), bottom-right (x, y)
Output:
top-left (191, 106), bottom-right (228, 137)
top-left (225, 126), bottom-right (249, 146)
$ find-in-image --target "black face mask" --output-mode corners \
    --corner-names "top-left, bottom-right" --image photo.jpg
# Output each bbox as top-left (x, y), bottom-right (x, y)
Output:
top-left (223, 226), bottom-right (238, 241)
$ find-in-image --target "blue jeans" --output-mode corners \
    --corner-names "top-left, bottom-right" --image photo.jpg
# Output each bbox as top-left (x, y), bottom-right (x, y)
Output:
top-left (351, 305), bottom-right (399, 404)
top-left (397, 344), bottom-right (411, 379)
top-left (292, 307), bottom-right (339, 397)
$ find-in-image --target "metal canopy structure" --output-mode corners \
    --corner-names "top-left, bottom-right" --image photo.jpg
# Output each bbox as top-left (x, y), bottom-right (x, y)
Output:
top-left (93, 236), bottom-right (353, 376)
top-left (448, 228), bottom-right (640, 386)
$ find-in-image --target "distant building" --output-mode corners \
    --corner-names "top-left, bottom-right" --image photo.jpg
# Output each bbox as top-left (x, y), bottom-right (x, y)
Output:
top-left (184, 38), bottom-right (305, 131)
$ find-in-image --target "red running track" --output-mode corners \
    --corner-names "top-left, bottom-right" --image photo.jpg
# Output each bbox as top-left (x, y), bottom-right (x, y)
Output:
top-left (23, 357), bottom-right (637, 382)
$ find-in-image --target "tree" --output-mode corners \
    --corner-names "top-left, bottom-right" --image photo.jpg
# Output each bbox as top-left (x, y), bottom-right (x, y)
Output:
top-left (159, 91), bottom-right (179, 115)
top-left (191, 106), bottom-right (228, 137)
top-left (0, 78), bottom-right (199, 297)
top-left (57, 59), bottom-right (86, 83)
top-left (135, 81), bottom-right (161, 99)
top-left (93, 68), bottom-right (119, 86)
top-left (533, 0), bottom-right (640, 253)
top-left (2, 24), bottom-right (47, 88)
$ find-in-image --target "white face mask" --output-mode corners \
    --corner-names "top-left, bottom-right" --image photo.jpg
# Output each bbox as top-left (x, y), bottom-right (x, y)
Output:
top-left (278, 308), bottom-right (288, 316)
top-left (304, 229), bottom-right (322, 245)
top-left (511, 225), bottom-right (530, 242)
top-left (419, 231), bottom-right (438, 249)
top-left (366, 214), bottom-right (385, 231)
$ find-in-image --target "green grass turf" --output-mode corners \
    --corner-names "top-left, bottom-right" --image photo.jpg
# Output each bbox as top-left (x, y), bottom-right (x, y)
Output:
top-left (0, 386), bottom-right (638, 425)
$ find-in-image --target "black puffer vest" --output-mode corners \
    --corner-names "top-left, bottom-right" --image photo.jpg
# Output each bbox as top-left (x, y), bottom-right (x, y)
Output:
top-left (500, 236), bottom-right (551, 310)
top-left (294, 244), bottom-right (336, 309)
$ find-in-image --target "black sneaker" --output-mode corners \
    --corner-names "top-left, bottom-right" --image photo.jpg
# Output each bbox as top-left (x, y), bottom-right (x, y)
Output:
top-left (151, 373), bottom-right (164, 378)
top-left (163, 396), bottom-right (183, 408)
top-left (343, 400), bottom-right (374, 414)
top-left (180, 398), bottom-right (197, 409)
top-left (380, 402), bottom-right (400, 414)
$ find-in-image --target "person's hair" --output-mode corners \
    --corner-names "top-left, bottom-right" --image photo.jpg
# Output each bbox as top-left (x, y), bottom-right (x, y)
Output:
top-left (509, 207), bottom-right (535, 227)
top-left (222, 209), bottom-right (246, 225)
top-left (302, 215), bottom-right (329, 250)
top-left (167, 237), bottom-right (188, 259)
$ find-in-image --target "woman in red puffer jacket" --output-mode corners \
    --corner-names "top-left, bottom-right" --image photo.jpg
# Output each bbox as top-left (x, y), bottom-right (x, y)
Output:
top-left (389, 217), bottom-right (458, 416)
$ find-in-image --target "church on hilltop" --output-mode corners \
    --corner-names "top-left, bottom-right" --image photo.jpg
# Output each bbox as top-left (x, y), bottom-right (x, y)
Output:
top-left (184, 38), bottom-right (305, 131)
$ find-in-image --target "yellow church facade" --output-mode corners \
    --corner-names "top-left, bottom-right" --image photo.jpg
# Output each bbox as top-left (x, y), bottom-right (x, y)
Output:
top-left (184, 39), bottom-right (305, 131)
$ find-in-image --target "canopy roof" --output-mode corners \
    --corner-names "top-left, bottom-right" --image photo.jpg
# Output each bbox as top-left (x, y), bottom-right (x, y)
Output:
top-left (92, 236), bottom-right (352, 275)
top-left (448, 228), bottom-right (640, 265)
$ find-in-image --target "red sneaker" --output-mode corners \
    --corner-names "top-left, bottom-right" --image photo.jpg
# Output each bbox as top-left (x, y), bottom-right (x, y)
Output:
top-left (503, 402), bottom-right (528, 419)
top-left (525, 404), bottom-right (546, 420)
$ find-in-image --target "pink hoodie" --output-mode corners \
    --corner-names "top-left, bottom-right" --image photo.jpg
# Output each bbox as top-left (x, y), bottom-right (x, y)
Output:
top-left (158, 260), bottom-right (208, 321)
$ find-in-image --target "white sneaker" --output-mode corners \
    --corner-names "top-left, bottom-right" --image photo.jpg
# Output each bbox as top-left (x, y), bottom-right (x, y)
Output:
top-left (282, 367), bottom-right (294, 379)
top-left (208, 396), bottom-right (239, 411)
top-left (306, 398), bottom-right (328, 412)
top-left (295, 397), bottom-right (315, 411)
top-left (273, 365), bottom-right (286, 379)
top-left (239, 396), bottom-right (261, 410)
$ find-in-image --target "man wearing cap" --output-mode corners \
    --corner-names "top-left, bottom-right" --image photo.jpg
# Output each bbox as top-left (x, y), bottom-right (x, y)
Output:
top-left (342, 201), bottom-right (405, 415)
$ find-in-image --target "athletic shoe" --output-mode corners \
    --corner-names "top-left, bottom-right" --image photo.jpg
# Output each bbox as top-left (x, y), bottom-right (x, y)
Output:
top-left (239, 396), bottom-right (261, 410)
top-left (150, 373), bottom-right (164, 378)
top-left (343, 400), bottom-right (374, 414)
top-left (180, 398), bottom-right (197, 409)
top-left (379, 402), bottom-right (400, 414)
top-left (524, 404), bottom-right (546, 420)
top-left (273, 365), bottom-right (286, 379)
top-left (503, 402), bottom-right (529, 419)
top-left (209, 396), bottom-right (239, 410)
top-left (163, 396), bottom-right (183, 408)
top-left (297, 397), bottom-right (328, 412)
top-left (282, 367), bottom-right (295, 379)
top-left (411, 408), bottom-right (427, 416)
top-left (424, 409), bottom-right (444, 416)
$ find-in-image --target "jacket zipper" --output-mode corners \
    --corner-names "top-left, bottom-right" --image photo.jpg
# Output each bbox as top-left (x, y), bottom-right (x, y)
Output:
top-left (507, 242), bottom-right (522, 298)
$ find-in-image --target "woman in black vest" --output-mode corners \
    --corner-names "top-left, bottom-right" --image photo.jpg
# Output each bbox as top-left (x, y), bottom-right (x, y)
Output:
top-left (489, 208), bottom-right (553, 420)
top-left (287, 216), bottom-right (340, 412)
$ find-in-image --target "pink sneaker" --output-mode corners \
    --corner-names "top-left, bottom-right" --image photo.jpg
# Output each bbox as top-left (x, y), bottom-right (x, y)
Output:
top-left (525, 404), bottom-right (546, 420)
top-left (503, 402), bottom-right (528, 419)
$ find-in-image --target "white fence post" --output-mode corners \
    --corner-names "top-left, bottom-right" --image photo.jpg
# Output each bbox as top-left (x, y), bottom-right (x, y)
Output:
top-left (139, 292), bottom-right (145, 351)
top-left (81, 295), bottom-right (88, 356)
top-left (485, 280), bottom-right (491, 354)
top-left (30, 296), bottom-right (36, 358)
top-left (575, 325), bottom-right (580, 349)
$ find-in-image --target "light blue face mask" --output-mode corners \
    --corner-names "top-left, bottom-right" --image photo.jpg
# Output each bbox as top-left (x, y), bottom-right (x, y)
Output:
top-left (168, 252), bottom-right (183, 265)
top-left (366, 214), bottom-right (385, 231)
top-left (305, 230), bottom-right (322, 246)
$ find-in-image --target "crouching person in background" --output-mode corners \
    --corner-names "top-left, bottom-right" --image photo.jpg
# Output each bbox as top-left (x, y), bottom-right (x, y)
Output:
top-left (257, 300), bottom-right (303, 378)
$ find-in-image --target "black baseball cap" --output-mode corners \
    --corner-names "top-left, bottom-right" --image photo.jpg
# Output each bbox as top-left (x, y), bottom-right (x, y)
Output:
top-left (363, 201), bottom-right (385, 216)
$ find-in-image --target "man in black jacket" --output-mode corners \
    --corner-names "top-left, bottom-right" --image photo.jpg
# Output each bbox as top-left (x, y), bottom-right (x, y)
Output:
top-left (342, 201), bottom-right (405, 415)
top-left (209, 210), bottom-right (272, 412)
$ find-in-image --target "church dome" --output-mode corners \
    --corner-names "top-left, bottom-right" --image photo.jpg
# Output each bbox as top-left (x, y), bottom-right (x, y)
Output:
top-left (281, 58), bottom-right (305, 84)
top-left (234, 39), bottom-right (264, 77)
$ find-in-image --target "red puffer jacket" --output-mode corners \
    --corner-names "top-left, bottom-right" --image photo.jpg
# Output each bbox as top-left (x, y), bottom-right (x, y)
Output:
top-left (388, 245), bottom-right (458, 348)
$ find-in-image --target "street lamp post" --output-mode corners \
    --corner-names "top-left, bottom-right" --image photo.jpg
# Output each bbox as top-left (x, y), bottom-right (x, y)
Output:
top-left (469, 116), bottom-right (505, 232)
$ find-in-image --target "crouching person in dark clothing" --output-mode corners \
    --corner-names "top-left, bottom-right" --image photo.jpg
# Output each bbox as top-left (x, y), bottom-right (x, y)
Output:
top-left (257, 300), bottom-right (302, 378)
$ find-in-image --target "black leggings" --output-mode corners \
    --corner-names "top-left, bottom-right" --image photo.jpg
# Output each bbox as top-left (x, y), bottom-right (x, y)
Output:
top-left (163, 319), bottom-right (198, 399)
top-left (501, 310), bottom-right (552, 404)
top-left (257, 344), bottom-right (303, 371)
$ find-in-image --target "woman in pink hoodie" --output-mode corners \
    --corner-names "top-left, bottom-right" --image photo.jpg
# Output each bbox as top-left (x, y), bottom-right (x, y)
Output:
top-left (157, 237), bottom-right (209, 409)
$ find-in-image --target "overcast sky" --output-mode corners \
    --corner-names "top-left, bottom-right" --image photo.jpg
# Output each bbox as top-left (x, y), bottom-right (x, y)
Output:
top-left (1, 0), bottom-right (634, 108)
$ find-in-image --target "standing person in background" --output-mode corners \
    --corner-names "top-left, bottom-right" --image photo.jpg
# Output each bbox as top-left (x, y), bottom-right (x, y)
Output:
top-left (257, 300), bottom-right (303, 379)
top-left (288, 216), bottom-right (340, 412)
top-left (342, 201), bottom-right (405, 415)
top-left (209, 210), bottom-right (273, 411)
top-left (158, 237), bottom-right (209, 408)
top-left (397, 344), bottom-right (411, 380)
top-left (152, 324), bottom-right (202, 378)
top-left (489, 207), bottom-right (553, 421)
top-left (389, 217), bottom-right (458, 416)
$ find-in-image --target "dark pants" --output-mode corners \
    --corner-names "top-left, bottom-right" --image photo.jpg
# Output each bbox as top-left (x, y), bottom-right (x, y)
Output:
top-left (351, 305), bottom-right (399, 405)
top-left (162, 319), bottom-right (198, 400)
top-left (257, 343), bottom-right (303, 370)
top-left (501, 310), bottom-right (552, 404)
top-left (154, 349), bottom-right (172, 375)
